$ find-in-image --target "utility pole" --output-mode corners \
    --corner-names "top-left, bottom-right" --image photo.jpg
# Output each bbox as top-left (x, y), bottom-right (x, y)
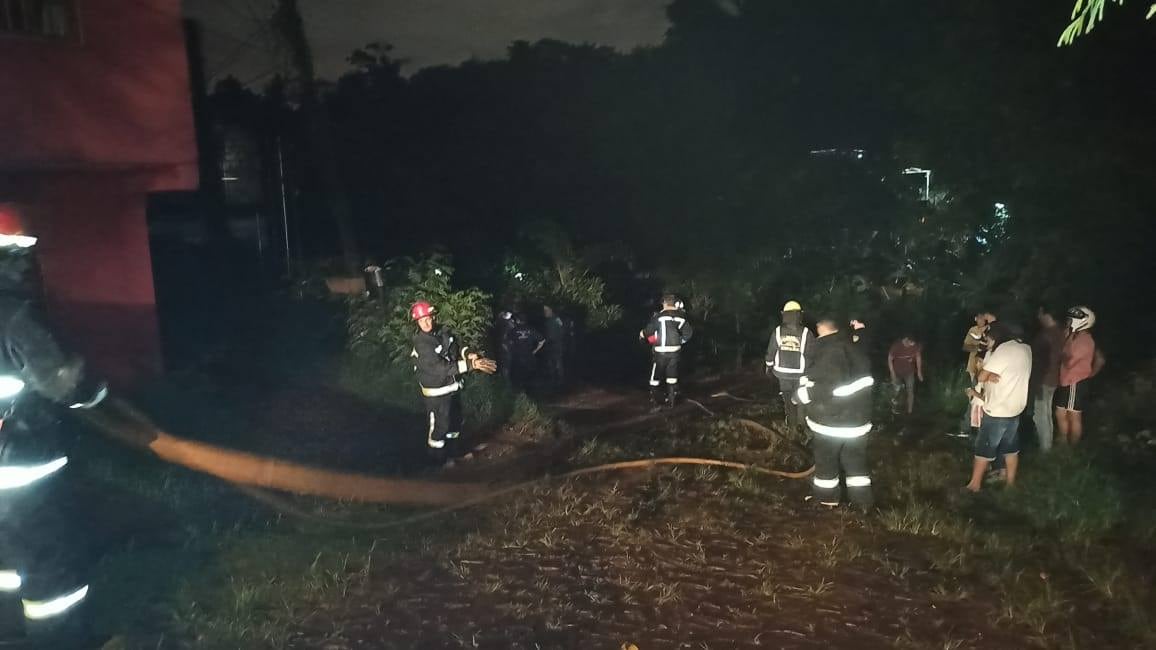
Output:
top-left (277, 136), bottom-right (292, 278)
top-left (272, 0), bottom-right (360, 276)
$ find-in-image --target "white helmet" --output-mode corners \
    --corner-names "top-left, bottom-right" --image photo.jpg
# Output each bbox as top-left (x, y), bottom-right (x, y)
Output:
top-left (1066, 306), bottom-right (1095, 332)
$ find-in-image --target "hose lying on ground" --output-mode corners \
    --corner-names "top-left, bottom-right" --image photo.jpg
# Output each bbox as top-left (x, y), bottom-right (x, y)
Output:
top-left (79, 398), bottom-right (813, 526)
top-left (240, 457), bottom-right (815, 531)
top-left (80, 399), bottom-right (490, 507)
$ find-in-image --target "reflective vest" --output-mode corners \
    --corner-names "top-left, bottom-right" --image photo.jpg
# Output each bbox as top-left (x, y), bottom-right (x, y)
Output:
top-left (767, 325), bottom-right (811, 378)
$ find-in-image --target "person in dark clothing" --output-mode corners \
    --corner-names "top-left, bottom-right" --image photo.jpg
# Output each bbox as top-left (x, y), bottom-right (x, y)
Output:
top-left (507, 314), bottom-right (545, 389)
top-left (0, 207), bottom-right (109, 644)
top-left (410, 301), bottom-right (496, 460)
top-left (794, 318), bottom-right (876, 509)
top-left (641, 294), bottom-right (693, 410)
top-left (542, 305), bottom-right (567, 389)
top-left (765, 300), bottom-right (813, 432)
top-left (1031, 306), bottom-right (1065, 452)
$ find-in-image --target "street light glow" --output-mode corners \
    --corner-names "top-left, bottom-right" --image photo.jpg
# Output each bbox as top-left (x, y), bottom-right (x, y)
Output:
top-left (902, 167), bottom-right (932, 200)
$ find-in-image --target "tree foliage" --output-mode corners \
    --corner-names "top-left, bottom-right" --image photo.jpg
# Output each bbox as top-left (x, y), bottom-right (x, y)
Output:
top-left (346, 255), bottom-right (491, 364)
top-left (500, 223), bottom-right (624, 330)
top-left (1058, 0), bottom-right (1156, 46)
top-left (212, 0), bottom-right (1156, 365)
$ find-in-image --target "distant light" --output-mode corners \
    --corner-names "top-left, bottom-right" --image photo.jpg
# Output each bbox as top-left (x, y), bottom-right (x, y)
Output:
top-left (994, 202), bottom-right (1005, 209)
top-left (433, 268), bottom-right (444, 276)
top-left (221, 176), bottom-right (239, 182)
top-left (514, 272), bottom-right (524, 281)
top-left (856, 152), bottom-right (864, 160)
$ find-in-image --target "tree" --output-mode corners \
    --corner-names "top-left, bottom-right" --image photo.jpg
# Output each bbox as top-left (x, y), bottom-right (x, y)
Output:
top-left (1057, 0), bottom-right (1156, 46)
top-left (272, 0), bottom-right (361, 274)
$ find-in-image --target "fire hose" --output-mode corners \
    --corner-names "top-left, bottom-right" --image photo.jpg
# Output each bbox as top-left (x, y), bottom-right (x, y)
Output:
top-left (78, 398), bottom-right (814, 528)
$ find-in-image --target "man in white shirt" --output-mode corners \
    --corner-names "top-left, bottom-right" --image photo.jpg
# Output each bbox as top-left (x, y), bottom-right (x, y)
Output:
top-left (965, 322), bottom-right (1032, 492)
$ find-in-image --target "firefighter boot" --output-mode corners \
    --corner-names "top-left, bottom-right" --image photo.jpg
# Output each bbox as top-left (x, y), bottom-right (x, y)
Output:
top-left (666, 384), bottom-right (678, 409)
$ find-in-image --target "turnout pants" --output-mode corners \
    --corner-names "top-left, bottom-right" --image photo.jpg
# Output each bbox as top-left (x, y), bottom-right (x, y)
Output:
top-left (777, 376), bottom-right (802, 431)
top-left (424, 393), bottom-right (462, 458)
top-left (810, 434), bottom-right (873, 507)
top-left (0, 479), bottom-right (90, 641)
top-left (649, 351), bottom-right (680, 404)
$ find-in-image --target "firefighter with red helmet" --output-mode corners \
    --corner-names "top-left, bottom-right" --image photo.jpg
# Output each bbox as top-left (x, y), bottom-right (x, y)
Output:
top-left (0, 205), bottom-right (109, 644)
top-left (410, 301), bottom-right (496, 460)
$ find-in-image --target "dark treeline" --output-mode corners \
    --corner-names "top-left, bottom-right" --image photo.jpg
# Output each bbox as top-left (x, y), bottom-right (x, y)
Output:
top-left (203, 0), bottom-right (1156, 367)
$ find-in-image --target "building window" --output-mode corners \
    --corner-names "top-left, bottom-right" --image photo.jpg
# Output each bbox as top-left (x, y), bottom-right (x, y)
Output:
top-left (0, 0), bottom-right (79, 41)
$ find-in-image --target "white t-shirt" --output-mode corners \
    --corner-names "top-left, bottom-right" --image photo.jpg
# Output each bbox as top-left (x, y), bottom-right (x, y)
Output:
top-left (980, 340), bottom-right (1033, 418)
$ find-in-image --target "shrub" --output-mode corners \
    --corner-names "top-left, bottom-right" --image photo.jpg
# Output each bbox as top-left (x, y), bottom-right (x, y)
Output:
top-left (501, 223), bottom-right (624, 330)
top-left (461, 373), bottom-right (517, 431)
top-left (346, 255), bottom-right (492, 364)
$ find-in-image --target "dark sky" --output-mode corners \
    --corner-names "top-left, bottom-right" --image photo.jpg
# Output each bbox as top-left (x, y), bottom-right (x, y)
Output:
top-left (183, 0), bottom-right (672, 84)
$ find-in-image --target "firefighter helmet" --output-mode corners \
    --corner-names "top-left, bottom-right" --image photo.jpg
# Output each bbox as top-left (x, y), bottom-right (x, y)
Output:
top-left (782, 300), bottom-right (802, 312)
top-left (1066, 305), bottom-right (1095, 332)
top-left (0, 204), bottom-right (36, 249)
top-left (410, 301), bottom-right (435, 321)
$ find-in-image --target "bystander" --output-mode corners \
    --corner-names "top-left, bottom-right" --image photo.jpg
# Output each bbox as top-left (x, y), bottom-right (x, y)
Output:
top-left (965, 322), bottom-right (1032, 492)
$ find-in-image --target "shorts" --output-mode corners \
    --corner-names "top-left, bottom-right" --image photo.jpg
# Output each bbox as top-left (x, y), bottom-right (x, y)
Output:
top-left (1054, 381), bottom-right (1088, 412)
top-left (893, 374), bottom-right (916, 392)
top-left (974, 414), bottom-right (1020, 461)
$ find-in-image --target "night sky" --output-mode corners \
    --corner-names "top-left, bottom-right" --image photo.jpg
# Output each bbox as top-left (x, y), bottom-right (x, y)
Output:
top-left (183, 0), bottom-right (671, 83)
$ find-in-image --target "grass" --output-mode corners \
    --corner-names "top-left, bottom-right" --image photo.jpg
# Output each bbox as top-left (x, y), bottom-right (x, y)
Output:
top-left (81, 368), bottom-right (1156, 649)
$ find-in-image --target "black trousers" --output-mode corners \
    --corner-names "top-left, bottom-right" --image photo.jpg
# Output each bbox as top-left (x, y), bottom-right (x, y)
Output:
top-left (544, 351), bottom-right (565, 386)
top-left (776, 376), bottom-right (802, 430)
top-left (810, 434), bottom-right (873, 507)
top-left (424, 393), bottom-right (461, 458)
top-left (0, 477), bottom-right (89, 638)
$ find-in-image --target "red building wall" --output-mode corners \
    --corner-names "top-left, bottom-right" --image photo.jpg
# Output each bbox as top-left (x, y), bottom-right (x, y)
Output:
top-left (0, 0), bottom-right (199, 385)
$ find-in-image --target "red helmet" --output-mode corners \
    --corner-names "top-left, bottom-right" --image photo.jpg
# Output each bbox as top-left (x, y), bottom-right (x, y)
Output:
top-left (410, 301), bottom-right (435, 321)
top-left (0, 204), bottom-right (36, 248)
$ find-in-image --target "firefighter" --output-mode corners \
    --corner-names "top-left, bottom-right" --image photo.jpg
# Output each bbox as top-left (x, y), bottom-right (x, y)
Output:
top-left (0, 206), bottom-right (109, 644)
top-left (640, 294), bottom-right (693, 410)
top-left (794, 318), bottom-right (875, 509)
top-left (765, 300), bottom-right (813, 432)
top-left (410, 302), bottom-right (496, 461)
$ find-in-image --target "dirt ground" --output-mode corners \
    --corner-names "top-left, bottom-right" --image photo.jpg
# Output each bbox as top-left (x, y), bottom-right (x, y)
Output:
top-left (216, 380), bottom-right (1037, 650)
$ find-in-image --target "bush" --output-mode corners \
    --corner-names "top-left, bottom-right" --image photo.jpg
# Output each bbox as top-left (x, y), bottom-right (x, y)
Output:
top-left (340, 255), bottom-right (522, 431)
top-left (346, 255), bottom-right (492, 364)
top-left (501, 223), bottom-right (624, 330)
top-left (1093, 362), bottom-right (1156, 461)
top-left (341, 352), bottom-right (520, 432)
top-left (461, 373), bottom-right (517, 431)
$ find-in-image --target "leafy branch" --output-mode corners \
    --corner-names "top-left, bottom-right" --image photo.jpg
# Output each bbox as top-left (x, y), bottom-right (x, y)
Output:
top-left (1057, 0), bottom-right (1156, 46)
